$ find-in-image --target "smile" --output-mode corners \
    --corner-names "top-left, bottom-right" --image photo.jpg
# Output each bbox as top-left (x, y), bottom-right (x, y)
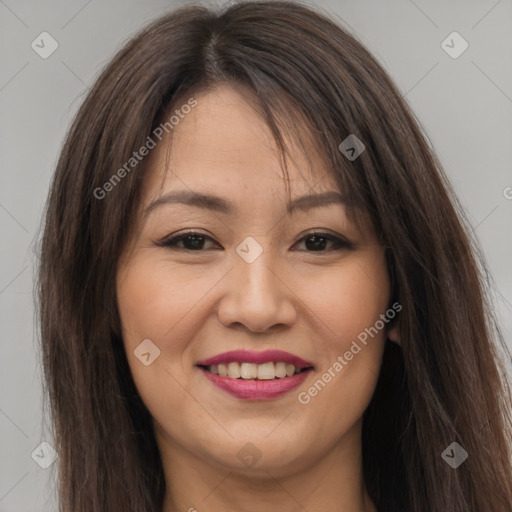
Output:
top-left (203, 361), bottom-right (306, 380)
top-left (196, 350), bottom-right (314, 400)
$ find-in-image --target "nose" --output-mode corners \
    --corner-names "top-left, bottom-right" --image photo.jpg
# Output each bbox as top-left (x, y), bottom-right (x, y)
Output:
top-left (216, 250), bottom-right (297, 334)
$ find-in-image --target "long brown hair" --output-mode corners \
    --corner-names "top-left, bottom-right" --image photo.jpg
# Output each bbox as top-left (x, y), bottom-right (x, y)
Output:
top-left (37, 1), bottom-right (512, 510)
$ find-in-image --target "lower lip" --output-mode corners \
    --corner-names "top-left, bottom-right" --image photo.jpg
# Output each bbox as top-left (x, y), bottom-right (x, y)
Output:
top-left (200, 367), bottom-right (312, 400)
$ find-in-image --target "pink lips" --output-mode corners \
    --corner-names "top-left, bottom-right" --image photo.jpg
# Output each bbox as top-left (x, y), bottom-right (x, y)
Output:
top-left (196, 349), bottom-right (314, 401)
top-left (196, 349), bottom-right (313, 368)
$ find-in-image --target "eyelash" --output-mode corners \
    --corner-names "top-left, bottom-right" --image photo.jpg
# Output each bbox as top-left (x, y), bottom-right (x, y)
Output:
top-left (156, 230), bottom-right (354, 253)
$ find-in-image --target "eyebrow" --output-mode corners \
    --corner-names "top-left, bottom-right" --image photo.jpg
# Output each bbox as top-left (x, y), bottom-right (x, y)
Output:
top-left (143, 189), bottom-right (347, 217)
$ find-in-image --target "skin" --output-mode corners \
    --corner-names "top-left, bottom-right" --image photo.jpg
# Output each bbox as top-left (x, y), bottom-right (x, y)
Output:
top-left (116, 84), bottom-right (398, 512)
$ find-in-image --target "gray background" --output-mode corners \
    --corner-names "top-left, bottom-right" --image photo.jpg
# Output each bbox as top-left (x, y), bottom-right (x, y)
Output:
top-left (1, 0), bottom-right (511, 510)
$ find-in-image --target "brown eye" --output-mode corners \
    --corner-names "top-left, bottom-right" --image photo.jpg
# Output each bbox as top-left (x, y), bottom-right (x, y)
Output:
top-left (293, 233), bottom-right (354, 252)
top-left (158, 231), bottom-right (221, 251)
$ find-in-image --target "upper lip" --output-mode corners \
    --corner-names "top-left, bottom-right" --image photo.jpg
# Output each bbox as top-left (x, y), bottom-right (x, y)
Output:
top-left (196, 349), bottom-right (314, 369)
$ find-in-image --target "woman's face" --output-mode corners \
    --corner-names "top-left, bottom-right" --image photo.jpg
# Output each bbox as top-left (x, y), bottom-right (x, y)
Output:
top-left (116, 84), bottom-right (392, 477)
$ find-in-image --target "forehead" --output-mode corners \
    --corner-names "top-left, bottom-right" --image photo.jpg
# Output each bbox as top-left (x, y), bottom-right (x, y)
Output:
top-left (142, 84), bottom-right (337, 200)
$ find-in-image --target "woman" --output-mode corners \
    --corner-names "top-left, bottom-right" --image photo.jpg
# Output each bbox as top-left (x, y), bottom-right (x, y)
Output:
top-left (37, 1), bottom-right (512, 511)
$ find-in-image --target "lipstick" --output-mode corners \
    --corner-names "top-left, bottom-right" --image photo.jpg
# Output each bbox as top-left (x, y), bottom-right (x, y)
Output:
top-left (196, 349), bottom-right (314, 401)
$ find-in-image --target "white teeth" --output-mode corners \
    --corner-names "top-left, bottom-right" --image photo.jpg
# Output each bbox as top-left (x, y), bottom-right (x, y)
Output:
top-left (275, 362), bottom-right (287, 378)
top-left (257, 362), bottom-right (275, 380)
top-left (208, 362), bottom-right (305, 380)
top-left (227, 362), bottom-right (241, 379)
top-left (240, 362), bottom-right (258, 379)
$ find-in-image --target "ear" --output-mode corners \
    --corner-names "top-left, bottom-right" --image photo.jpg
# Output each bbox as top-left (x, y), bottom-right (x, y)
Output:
top-left (387, 325), bottom-right (400, 346)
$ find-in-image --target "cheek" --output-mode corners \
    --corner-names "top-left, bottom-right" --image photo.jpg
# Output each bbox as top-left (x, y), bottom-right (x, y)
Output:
top-left (116, 255), bottom-right (219, 351)
top-left (302, 252), bottom-right (390, 349)
top-left (293, 252), bottom-right (390, 426)
top-left (115, 257), bottom-right (208, 429)
top-left (115, 257), bottom-right (202, 395)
